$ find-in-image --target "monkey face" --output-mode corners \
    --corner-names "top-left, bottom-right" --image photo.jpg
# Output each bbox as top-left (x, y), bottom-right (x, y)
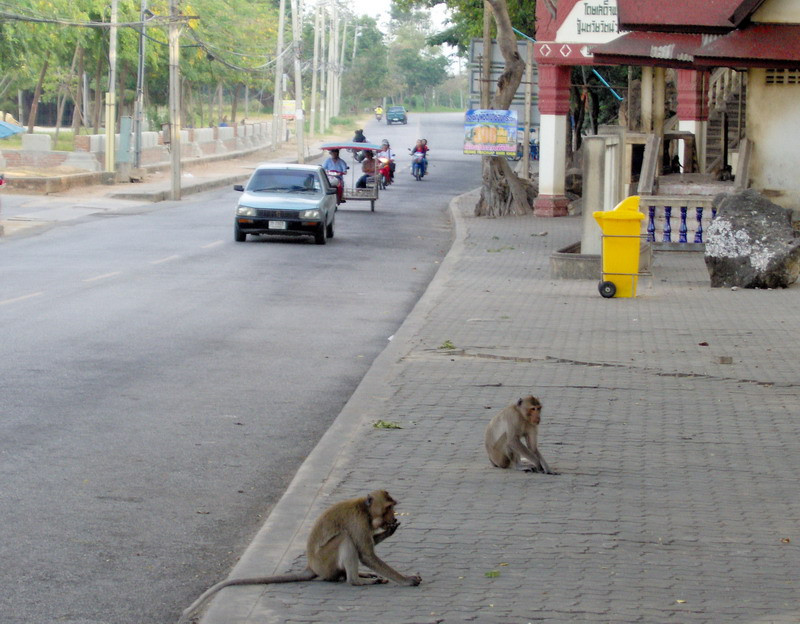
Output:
top-left (518, 395), bottom-right (542, 425)
top-left (367, 490), bottom-right (398, 530)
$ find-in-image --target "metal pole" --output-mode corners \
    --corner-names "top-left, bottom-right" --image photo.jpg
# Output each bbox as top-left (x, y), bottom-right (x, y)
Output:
top-left (290, 0), bottom-right (304, 163)
top-left (168, 0), bottom-right (182, 200)
top-left (521, 40), bottom-right (533, 180)
top-left (272, 0), bottom-right (286, 148)
top-left (134, 0), bottom-right (147, 169)
top-left (105, 0), bottom-right (118, 173)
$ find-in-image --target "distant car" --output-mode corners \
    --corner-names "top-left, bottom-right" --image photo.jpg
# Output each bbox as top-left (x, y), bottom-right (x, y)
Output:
top-left (386, 106), bottom-right (408, 125)
top-left (233, 164), bottom-right (337, 244)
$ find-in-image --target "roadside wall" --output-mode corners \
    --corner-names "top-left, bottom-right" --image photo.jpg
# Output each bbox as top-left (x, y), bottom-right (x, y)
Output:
top-left (0, 120), bottom-right (281, 172)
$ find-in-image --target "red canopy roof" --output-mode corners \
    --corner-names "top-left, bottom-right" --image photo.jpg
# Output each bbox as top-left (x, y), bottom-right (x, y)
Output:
top-left (617, 0), bottom-right (765, 33)
top-left (591, 32), bottom-right (702, 68)
top-left (592, 24), bottom-right (800, 70)
top-left (694, 24), bottom-right (800, 69)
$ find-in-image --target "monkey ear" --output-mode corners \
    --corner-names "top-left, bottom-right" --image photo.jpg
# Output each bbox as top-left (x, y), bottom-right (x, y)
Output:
top-left (517, 398), bottom-right (523, 406)
top-left (366, 494), bottom-right (373, 508)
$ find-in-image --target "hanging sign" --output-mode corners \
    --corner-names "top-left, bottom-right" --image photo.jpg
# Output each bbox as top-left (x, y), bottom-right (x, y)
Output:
top-left (463, 109), bottom-right (518, 156)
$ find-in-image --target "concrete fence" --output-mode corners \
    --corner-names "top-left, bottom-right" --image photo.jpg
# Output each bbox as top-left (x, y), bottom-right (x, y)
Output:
top-left (0, 120), bottom-right (282, 173)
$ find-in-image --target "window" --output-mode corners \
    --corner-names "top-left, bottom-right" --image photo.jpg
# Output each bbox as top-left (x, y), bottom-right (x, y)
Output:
top-left (765, 69), bottom-right (800, 85)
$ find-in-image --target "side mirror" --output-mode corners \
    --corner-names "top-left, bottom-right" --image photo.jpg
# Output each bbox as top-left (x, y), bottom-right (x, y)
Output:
top-left (233, 184), bottom-right (244, 192)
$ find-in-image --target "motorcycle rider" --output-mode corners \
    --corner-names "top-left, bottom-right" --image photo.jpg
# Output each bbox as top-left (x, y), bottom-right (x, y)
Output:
top-left (376, 139), bottom-right (396, 185)
top-left (322, 148), bottom-right (348, 204)
top-left (410, 138), bottom-right (429, 177)
top-left (356, 150), bottom-right (377, 188)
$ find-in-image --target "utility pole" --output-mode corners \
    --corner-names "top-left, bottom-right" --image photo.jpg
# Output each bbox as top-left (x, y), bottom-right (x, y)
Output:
top-left (326, 3), bottom-right (336, 129)
top-left (319, 7), bottom-right (327, 133)
top-left (272, 0), bottom-right (286, 148)
top-left (105, 0), bottom-right (118, 173)
top-left (134, 0), bottom-right (147, 169)
top-left (168, 0), bottom-right (181, 200)
top-left (337, 20), bottom-right (347, 117)
top-left (290, 0), bottom-right (304, 163)
top-left (309, 3), bottom-right (321, 138)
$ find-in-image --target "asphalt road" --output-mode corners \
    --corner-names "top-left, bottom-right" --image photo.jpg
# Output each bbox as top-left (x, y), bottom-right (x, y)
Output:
top-left (0, 112), bottom-right (481, 624)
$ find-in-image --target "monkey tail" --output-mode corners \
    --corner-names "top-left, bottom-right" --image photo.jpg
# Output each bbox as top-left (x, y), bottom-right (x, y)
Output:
top-left (178, 569), bottom-right (317, 623)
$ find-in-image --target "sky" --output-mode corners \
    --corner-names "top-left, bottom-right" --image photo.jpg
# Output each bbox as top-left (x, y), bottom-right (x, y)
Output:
top-left (348, 1), bottom-right (450, 32)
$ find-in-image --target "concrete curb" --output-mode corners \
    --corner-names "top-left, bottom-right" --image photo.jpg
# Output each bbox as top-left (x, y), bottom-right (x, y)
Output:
top-left (199, 188), bottom-right (477, 623)
top-left (109, 150), bottom-right (325, 202)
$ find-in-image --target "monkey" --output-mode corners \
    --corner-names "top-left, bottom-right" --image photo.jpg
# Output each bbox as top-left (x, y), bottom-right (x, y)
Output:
top-left (178, 490), bottom-right (420, 623)
top-left (484, 395), bottom-right (557, 474)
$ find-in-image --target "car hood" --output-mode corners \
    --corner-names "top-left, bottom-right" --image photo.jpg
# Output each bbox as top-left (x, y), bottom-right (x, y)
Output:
top-left (238, 192), bottom-right (325, 209)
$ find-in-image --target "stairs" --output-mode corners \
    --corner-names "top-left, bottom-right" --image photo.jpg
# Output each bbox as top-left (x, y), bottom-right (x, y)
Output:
top-left (705, 69), bottom-right (747, 175)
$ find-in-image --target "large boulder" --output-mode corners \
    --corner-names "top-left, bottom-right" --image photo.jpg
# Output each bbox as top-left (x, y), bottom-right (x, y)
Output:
top-left (704, 190), bottom-right (800, 288)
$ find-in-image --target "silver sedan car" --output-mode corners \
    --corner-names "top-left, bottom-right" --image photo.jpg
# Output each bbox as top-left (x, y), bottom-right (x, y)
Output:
top-left (233, 163), bottom-right (338, 244)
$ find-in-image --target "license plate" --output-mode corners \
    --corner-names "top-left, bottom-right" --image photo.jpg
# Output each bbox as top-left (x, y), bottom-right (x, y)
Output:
top-left (268, 221), bottom-right (287, 230)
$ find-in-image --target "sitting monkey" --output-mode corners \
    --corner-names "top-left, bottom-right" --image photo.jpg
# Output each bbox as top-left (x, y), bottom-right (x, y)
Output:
top-left (484, 395), bottom-right (557, 474)
top-left (178, 490), bottom-right (420, 623)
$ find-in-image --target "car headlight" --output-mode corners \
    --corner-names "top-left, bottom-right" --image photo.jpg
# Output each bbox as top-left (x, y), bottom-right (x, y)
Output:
top-left (237, 205), bottom-right (257, 216)
top-left (299, 209), bottom-right (321, 219)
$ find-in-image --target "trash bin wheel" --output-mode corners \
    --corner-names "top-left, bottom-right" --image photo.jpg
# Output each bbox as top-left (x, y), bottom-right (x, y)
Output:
top-left (598, 281), bottom-right (617, 298)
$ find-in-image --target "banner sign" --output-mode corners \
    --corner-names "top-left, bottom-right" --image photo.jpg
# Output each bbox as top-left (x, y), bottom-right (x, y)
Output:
top-left (463, 109), bottom-right (518, 156)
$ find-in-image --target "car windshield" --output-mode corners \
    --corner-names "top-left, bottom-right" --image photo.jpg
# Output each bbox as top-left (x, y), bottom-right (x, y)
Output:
top-left (247, 170), bottom-right (322, 193)
top-left (388, 107), bottom-right (405, 113)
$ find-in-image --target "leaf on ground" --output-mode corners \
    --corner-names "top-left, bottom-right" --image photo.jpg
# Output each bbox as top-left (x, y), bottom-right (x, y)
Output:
top-left (485, 570), bottom-right (501, 578)
top-left (373, 420), bottom-right (402, 429)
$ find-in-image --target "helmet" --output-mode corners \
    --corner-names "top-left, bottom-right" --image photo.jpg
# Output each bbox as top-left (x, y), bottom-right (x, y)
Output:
top-left (381, 139), bottom-right (389, 147)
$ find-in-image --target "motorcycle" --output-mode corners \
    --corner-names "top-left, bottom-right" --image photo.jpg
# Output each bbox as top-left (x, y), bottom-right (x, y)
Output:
top-left (375, 112), bottom-right (383, 121)
top-left (410, 151), bottom-right (427, 181)
top-left (506, 137), bottom-right (539, 162)
top-left (325, 169), bottom-right (346, 204)
top-left (377, 157), bottom-right (392, 189)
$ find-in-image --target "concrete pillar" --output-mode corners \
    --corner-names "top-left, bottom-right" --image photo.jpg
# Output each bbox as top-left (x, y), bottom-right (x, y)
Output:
top-left (534, 64), bottom-right (571, 217)
top-left (581, 136), bottom-right (606, 256)
top-left (641, 66), bottom-right (653, 133)
top-left (653, 67), bottom-right (665, 138)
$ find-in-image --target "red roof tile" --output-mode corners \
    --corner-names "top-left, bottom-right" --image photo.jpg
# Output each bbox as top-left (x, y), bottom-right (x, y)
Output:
top-left (591, 32), bottom-right (702, 67)
top-left (617, 0), bottom-right (763, 33)
top-left (695, 24), bottom-right (800, 68)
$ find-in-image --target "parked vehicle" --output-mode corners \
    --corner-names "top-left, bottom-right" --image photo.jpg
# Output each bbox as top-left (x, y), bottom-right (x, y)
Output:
top-left (233, 164), bottom-right (337, 245)
top-left (386, 106), bottom-right (408, 125)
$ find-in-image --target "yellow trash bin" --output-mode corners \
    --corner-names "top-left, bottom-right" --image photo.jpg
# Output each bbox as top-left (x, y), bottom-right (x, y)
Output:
top-left (593, 195), bottom-right (645, 298)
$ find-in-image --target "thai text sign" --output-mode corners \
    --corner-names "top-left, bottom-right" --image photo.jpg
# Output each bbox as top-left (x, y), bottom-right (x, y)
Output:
top-left (557, 0), bottom-right (621, 43)
top-left (463, 109), bottom-right (518, 156)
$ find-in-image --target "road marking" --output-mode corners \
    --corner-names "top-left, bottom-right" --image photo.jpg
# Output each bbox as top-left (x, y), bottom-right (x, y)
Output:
top-left (83, 271), bottom-right (122, 283)
top-left (202, 240), bottom-right (224, 249)
top-left (150, 254), bottom-right (181, 265)
top-left (0, 291), bottom-right (44, 306)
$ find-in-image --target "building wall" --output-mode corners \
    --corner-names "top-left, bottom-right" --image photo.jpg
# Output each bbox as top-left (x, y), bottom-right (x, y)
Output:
top-left (747, 68), bottom-right (800, 210)
top-left (752, 0), bottom-right (800, 23)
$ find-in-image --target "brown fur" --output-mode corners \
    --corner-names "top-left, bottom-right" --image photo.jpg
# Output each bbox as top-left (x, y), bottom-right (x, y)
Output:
top-left (178, 490), bottom-right (420, 623)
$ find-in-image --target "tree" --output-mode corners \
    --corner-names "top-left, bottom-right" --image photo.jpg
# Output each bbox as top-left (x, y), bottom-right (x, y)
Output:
top-left (474, 0), bottom-right (530, 217)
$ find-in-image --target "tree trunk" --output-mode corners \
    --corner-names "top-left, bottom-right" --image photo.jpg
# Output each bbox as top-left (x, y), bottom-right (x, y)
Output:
top-left (231, 83), bottom-right (241, 123)
top-left (93, 56), bottom-right (104, 133)
top-left (474, 0), bottom-right (531, 217)
top-left (27, 53), bottom-right (50, 133)
top-left (72, 47), bottom-right (85, 132)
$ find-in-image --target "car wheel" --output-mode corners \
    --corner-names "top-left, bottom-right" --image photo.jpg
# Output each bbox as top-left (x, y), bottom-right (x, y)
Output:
top-left (234, 222), bottom-right (247, 242)
top-left (314, 222), bottom-right (327, 245)
top-left (326, 214), bottom-right (335, 239)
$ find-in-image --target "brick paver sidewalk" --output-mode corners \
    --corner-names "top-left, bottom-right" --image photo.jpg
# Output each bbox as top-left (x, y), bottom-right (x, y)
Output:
top-left (197, 190), bottom-right (800, 624)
